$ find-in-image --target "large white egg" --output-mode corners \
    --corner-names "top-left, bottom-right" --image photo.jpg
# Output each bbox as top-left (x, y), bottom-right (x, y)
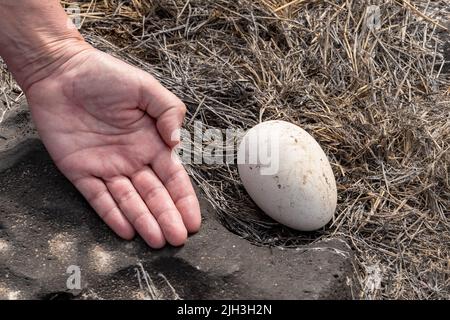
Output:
top-left (237, 120), bottom-right (337, 231)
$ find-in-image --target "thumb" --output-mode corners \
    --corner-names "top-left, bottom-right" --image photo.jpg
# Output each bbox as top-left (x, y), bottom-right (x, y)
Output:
top-left (140, 76), bottom-right (186, 148)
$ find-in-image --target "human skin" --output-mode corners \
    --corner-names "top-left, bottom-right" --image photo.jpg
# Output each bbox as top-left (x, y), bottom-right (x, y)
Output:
top-left (0, 0), bottom-right (201, 248)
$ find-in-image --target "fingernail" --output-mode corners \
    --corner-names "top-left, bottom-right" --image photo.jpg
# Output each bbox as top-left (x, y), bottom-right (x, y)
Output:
top-left (171, 128), bottom-right (181, 143)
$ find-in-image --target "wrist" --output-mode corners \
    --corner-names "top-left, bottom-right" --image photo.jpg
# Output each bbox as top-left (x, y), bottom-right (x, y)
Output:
top-left (0, 1), bottom-right (92, 91)
top-left (14, 36), bottom-right (93, 92)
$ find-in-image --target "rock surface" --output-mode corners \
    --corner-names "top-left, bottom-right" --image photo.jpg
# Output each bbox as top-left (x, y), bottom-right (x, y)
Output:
top-left (0, 106), bottom-right (356, 300)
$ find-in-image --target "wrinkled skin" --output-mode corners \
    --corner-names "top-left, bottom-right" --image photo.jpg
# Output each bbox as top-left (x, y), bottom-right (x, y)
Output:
top-left (25, 48), bottom-right (201, 248)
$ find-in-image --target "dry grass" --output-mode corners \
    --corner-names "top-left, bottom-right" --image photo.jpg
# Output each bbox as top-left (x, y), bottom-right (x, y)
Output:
top-left (1, 0), bottom-right (449, 299)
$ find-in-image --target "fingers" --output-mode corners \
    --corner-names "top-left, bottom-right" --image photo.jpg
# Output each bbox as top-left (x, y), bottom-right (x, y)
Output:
top-left (140, 75), bottom-right (186, 148)
top-left (105, 176), bottom-right (166, 249)
top-left (150, 150), bottom-right (202, 234)
top-left (73, 176), bottom-right (135, 240)
top-left (131, 167), bottom-right (188, 246)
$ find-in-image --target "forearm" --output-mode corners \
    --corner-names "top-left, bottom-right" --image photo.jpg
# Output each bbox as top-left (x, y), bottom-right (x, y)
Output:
top-left (0, 0), bottom-right (92, 90)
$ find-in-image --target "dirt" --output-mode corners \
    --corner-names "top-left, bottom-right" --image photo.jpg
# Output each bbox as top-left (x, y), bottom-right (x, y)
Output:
top-left (0, 104), bottom-right (356, 300)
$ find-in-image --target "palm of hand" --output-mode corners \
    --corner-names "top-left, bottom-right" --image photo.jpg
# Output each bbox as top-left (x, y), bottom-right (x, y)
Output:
top-left (25, 49), bottom-right (201, 248)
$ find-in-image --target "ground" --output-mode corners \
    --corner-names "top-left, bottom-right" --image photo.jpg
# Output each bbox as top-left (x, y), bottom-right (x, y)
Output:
top-left (0, 0), bottom-right (449, 299)
top-left (0, 107), bottom-right (354, 299)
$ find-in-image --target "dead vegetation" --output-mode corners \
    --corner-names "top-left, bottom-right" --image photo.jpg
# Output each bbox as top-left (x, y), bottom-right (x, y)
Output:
top-left (1, 0), bottom-right (449, 299)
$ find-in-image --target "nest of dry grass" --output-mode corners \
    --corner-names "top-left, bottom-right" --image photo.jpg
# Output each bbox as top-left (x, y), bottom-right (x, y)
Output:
top-left (2, 0), bottom-right (449, 299)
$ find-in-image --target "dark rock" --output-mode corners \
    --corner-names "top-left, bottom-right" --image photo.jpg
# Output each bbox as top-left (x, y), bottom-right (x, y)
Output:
top-left (0, 106), bottom-right (356, 300)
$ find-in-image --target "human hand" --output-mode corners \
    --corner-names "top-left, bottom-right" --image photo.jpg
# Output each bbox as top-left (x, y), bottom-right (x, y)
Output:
top-left (25, 45), bottom-right (201, 248)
